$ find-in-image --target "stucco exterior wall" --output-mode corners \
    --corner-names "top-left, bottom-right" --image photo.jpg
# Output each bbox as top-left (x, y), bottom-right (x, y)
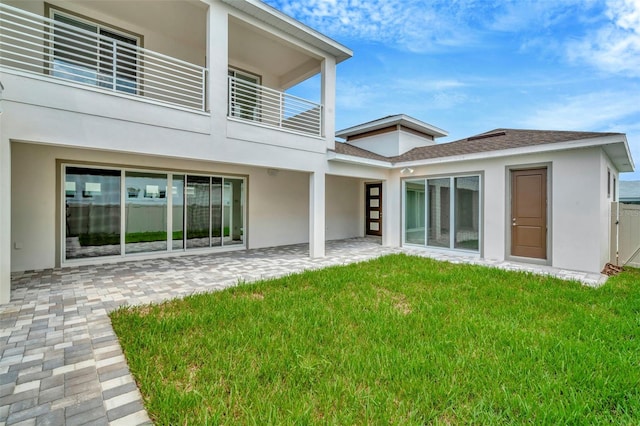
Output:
top-left (600, 150), bottom-right (619, 268)
top-left (396, 147), bottom-right (605, 273)
top-left (325, 175), bottom-right (364, 240)
top-left (9, 143), bottom-right (328, 272)
top-left (0, 90), bottom-right (10, 303)
top-left (551, 148), bottom-right (601, 273)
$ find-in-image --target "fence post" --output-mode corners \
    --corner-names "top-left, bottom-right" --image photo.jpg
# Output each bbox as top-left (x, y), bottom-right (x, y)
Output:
top-left (611, 202), bottom-right (619, 265)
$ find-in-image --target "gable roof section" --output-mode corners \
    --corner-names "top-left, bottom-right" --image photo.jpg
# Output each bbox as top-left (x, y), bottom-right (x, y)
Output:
top-left (331, 128), bottom-right (634, 172)
top-left (336, 114), bottom-right (448, 140)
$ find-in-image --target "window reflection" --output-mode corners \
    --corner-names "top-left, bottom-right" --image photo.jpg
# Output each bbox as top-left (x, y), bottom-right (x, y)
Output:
top-left (65, 167), bottom-right (121, 259)
top-left (125, 172), bottom-right (167, 254)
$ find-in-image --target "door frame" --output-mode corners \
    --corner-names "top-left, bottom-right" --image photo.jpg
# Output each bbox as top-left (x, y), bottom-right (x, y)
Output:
top-left (365, 182), bottom-right (383, 237)
top-left (505, 163), bottom-right (552, 265)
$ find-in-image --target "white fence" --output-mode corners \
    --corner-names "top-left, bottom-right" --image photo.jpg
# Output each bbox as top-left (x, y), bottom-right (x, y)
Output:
top-left (0, 3), bottom-right (207, 111)
top-left (228, 76), bottom-right (323, 137)
top-left (610, 202), bottom-right (640, 268)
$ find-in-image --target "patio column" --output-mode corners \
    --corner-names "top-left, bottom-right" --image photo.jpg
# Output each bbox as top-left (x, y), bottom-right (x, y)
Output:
top-left (206, 1), bottom-right (228, 128)
top-left (382, 173), bottom-right (401, 247)
top-left (309, 171), bottom-right (325, 258)
top-left (321, 56), bottom-right (336, 150)
top-left (0, 104), bottom-right (11, 303)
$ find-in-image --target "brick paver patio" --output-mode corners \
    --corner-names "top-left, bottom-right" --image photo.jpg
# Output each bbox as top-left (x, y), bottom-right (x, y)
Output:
top-left (0, 238), bottom-right (606, 425)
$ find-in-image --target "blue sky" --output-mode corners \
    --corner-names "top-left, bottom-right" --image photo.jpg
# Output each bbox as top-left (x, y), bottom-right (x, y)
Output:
top-left (265, 0), bottom-right (640, 180)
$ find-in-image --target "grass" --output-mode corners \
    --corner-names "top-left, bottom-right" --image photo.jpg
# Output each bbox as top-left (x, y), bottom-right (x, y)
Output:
top-left (76, 228), bottom-right (234, 246)
top-left (110, 254), bottom-right (640, 424)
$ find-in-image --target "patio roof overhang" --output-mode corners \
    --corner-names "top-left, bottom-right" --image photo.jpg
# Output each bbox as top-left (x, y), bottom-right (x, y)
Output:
top-left (328, 134), bottom-right (635, 172)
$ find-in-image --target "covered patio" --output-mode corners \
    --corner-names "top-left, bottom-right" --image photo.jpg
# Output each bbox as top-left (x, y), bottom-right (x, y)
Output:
top-left (0, 238), bottom-right (605, 424)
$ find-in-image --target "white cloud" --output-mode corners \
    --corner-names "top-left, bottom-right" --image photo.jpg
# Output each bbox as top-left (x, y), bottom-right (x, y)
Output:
top-left (393, 79), bottom-right (467, 92)
top-left (267, 0), bottom-right (482, 53)
top-left (335, 80), bottom-right (379, 109)
top-left (489, 0), bottom-right (597, 32)
top-left (520, 90), bottom-right (640, 130)
top-left (567, 0), bottom-right (640, 77)
top-left (431, 91), bottom-right (470, 109)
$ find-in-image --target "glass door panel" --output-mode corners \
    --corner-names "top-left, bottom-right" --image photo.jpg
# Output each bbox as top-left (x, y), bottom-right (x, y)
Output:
top-left (211, 177), bottom-right (222, 247)
top-left (224, 178), bottom-right (244, 245)
top-left (405, 180), bottom-right (426, 245)
top-left (186, 175), bottom-right (210, 249)
top-left (427, 178), bottom-right (450, 248)
top-left (172, 175), bottom-right (185, 250)
top-left (228, 69), bottom-right (261, 121)
top-left (454, 176), bottom-right (480, 250)
top-left (65, 167), bottom-right (121, 259)
top-left (125, 172), bottom-right (168, 254)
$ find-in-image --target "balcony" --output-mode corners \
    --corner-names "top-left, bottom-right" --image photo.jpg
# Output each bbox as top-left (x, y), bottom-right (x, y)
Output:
top-left (0, 3), bottom-right (207, 111)
top-left (228, 76), bottom-right (323, 137)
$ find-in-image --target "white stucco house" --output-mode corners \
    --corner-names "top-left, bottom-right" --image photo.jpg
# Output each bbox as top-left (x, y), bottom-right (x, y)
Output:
top-left (0, 0), bottom-right (634, 304)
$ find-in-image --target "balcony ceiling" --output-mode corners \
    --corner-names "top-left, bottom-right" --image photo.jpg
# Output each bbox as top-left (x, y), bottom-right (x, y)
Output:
top-left (229, 16), bottom-right (322, 90)
top-left (61, 0), bottom-right (207, 56)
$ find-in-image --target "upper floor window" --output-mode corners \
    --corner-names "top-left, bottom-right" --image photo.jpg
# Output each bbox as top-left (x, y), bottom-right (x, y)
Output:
top-left (48, 7), bottom-right (140, 94)
top-left (228, 68), bottom-right (261, 121)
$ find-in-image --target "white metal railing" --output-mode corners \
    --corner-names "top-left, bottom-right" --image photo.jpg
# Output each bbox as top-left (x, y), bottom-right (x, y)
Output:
top-left (228, 76), bottom-right (323, 137)
top-left (0, 3), bottom-right (207, 111)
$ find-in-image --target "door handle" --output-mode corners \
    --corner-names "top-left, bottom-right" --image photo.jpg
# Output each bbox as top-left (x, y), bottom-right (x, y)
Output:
top-left (512, 218), bottom-right (517, 226)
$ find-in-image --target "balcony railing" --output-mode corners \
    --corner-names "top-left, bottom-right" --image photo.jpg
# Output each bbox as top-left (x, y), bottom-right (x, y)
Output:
top-left (0, 3), bottom-right (207, 111)
top-left (228, 76), bottom-right (323, 137)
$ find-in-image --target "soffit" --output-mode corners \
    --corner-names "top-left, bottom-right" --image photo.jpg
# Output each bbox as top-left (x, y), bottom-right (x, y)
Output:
top-left (65, 0), bottom-right (207, 50)
top-left (228, 16), bottom-right (321, 89)
top-left (221, 0), bottom-right (352, 64)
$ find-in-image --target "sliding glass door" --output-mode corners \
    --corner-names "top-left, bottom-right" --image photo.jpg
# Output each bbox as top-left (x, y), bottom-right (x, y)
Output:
top-left (224, 178), bottom-right (244, 246)
top-left (427, 178), bottom-right (450, 248)
top-left (454, 177), bottom-right (480, 250)
top-left (124, 172), bottom-right (168, 254)
top-left (172, 175), bottom-right (185, 250)
top-left (63, 165), bottom-right (246, 262)
top-left (65, 167), bottom-right (121, 259)
top-left (186, 175), bottom-right (211, 249)
top-left (405, 180), bottom-right (426, 245)
top-left (404, 175), bottom-right (480, 252)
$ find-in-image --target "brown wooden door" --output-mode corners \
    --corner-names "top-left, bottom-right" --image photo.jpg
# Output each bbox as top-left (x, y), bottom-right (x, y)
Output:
top-left (511, 168), bottom-right (547, 259)
top-left (366, 183), bottom-right (382, 236)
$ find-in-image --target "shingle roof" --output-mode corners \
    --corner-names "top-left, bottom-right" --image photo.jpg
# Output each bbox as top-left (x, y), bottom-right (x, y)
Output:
top-left (332, 141), bottom-right (391, 162)
top-left (332, 128), bottom-right (623, 163)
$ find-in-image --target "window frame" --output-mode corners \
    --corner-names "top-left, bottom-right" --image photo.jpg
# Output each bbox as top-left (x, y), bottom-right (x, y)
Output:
top-left (228, 67), bottom-right (262, 121)
top-left (46, 4), bottom-right (142, 94)
top-left (61, 163), bottom-right (246, 265)
top-left (402, 173), bottom-right (482, 253)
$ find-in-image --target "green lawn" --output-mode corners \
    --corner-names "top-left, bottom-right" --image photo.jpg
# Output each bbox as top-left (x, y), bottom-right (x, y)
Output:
top-left (110, 254), bottom-right (640, 425)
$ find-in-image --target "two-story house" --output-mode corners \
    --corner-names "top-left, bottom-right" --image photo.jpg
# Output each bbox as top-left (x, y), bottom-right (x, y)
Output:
top-left (0, 0), bottom-right (634, 304)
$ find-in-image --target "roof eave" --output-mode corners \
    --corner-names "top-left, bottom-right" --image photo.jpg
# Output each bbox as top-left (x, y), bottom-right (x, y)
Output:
top-left (337, 114), bottom-right (448, 139)
top-left (222, 0), bottom-right (353, 63)
top-left (394, 134), bottom-right (635, 171)
top-left (327, 151), bottom-right (393, 168)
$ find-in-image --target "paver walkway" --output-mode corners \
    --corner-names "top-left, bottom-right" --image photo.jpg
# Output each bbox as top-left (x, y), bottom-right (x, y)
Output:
top-left (0, 238), bottom-right (606, 425)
